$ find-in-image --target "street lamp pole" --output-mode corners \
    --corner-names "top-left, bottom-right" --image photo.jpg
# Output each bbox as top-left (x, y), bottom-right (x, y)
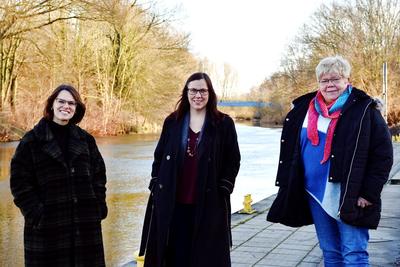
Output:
top-left (382, 62), bottom-right (388, 122)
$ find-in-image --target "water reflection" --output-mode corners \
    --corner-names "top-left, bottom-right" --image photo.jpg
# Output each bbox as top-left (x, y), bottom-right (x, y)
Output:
top-left (0, 124), bottom-right (281, 266)
top-left (0, 192), bottom-right (24, 267)
top-left (103, 193), bottom-right (149, 266)
top-left (0, 142), bottom-right (18, 181)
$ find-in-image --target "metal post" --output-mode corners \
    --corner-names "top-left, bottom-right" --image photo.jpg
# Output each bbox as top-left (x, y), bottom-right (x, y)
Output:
top-left (382, 62), bottom-right (388, 122)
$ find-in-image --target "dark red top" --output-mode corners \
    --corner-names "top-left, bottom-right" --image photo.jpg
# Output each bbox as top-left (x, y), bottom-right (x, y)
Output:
top-left (176, 128), bottom-right (199, 204)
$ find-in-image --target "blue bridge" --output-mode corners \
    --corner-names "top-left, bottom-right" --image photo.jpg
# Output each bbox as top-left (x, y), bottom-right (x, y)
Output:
top-left (217, 101), bottom-right (273, 107)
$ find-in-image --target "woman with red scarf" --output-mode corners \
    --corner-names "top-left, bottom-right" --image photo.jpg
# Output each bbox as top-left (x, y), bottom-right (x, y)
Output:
top-left (267, 55), bottom-right (393, 266)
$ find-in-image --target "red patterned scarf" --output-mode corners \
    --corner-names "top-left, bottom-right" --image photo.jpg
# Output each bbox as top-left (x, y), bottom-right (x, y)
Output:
top-left (307, 91), bottom-right (342, 164)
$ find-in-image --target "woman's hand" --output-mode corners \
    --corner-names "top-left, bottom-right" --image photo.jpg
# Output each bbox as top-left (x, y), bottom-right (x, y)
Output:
top-left (357, 197), bottom-right (372, 208)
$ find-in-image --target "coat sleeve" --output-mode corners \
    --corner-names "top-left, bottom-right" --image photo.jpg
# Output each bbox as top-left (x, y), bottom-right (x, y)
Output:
top-left (10, 139), bottom-right (43, 224)
top-left (360, 107), bottom-right (393, 203)
top-left (218, 116), bottom-right (241, 195)
top-left (149, 117), bottom-right (170, 190)
top-left (88, 135), bottom-right (108, 219)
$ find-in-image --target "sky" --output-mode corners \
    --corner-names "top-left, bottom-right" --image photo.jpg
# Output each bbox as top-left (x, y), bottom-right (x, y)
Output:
top-left (152, 0), bottom-right (329, 94)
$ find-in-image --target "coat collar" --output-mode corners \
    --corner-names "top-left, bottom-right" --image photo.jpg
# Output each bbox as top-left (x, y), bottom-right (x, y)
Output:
top-left (33, 118), bottom-right (88, 166)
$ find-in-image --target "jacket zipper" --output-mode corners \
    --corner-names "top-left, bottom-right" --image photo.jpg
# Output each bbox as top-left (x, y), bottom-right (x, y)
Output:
top-left (337, 100), bottom-right (372, 217)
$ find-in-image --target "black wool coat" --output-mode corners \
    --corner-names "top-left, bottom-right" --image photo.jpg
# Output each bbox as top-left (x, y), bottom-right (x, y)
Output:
top-left (267, 88), bottom-right (393, 229)
top-left (139, 112), bottom-right (241, 267)
top-left (10, 118), bottom-right (107, 267)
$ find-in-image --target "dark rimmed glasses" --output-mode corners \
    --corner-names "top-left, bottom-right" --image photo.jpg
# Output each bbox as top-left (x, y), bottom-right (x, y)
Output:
top-left (55, 98), bottom-right (77, 107)
top-left (319, 77), bottom-right (343, 85)
top-left (188, 88), bottom-right (208, 96)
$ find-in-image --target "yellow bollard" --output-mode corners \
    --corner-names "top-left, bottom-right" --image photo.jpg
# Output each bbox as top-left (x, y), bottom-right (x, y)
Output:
top-left (134, 250), bottom-right (145, 267)
top-left (238, 194), bottom-right (257, 214)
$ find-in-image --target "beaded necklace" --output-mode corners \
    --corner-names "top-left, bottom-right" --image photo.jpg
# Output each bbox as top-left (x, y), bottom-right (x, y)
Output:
top-left (186, 130), bottom-right (200, 157)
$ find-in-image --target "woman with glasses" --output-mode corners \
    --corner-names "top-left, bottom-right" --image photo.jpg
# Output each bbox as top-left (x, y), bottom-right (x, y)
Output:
top-left (10, 84), bottom-right (107, 266)
top-left (139, 72), bottom-right (240, 267)
top-left (267, 55), bottom-right (393, 266)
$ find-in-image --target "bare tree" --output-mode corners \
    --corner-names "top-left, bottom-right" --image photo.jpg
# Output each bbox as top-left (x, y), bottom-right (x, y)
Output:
top-left (0, 0), bottom-right (81, 111)
top-left (220, 63), bottom-right (238, 100)
top-left (257, 0), bottom-right (400, 124)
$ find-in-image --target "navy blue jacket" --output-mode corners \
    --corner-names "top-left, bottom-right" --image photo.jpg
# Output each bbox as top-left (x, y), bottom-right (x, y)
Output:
top-left (267, 88), bottom-right (393, 229)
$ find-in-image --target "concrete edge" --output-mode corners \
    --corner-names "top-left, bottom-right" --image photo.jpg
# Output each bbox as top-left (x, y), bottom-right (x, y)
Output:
top-left (389, 143), bottom-right (400, 184)
top-left (231, 193), bottom-right (276, 228)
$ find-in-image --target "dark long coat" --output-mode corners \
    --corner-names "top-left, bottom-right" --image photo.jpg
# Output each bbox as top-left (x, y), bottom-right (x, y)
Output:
top-left (139, 112), bottom-right (241, 267)
top-left (10, 118), bottom-right (107, 266)
top-left (267, 88), bottom-right (393, 229)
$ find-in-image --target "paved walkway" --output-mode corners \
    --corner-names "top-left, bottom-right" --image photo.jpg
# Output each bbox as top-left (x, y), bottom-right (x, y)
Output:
top-left (230, 143), bottom-right (400, 266)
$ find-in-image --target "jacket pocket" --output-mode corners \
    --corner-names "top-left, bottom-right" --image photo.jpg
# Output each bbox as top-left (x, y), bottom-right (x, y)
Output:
top-left (340, 202), bottom-right (380, 229)
top-left (26, 203), bottom-right (44, 229)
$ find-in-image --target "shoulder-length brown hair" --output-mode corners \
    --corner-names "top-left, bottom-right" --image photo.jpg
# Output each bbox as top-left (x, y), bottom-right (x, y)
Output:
top-left (175, 72), bottom-right (223, 122)
top-left (43, 84), bottom-right (86, 124)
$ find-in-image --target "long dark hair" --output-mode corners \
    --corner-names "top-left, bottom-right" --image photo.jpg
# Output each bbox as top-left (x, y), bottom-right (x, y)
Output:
top-left (175, 72), bottom-right (223, 122)
top-left (43, 84), bottom-right (86, 124)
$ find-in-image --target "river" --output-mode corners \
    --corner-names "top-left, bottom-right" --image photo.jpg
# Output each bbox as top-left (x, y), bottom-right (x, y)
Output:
top-left (0, 123), bottom-right (281, 266)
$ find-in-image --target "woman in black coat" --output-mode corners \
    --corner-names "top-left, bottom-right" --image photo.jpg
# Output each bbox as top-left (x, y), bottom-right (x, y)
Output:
top-left (267, 55), bottom-right (393, 266)
top-left (139, 72), bottom-right (241, 267)
top-left (10, 84), bottom-right (107, 266)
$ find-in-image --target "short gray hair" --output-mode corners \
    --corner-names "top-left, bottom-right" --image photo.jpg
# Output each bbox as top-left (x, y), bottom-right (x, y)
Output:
top-left (315, 55), bottom-right (351, 81)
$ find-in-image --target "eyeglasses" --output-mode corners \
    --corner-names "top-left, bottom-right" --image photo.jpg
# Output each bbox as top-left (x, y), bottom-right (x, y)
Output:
top-left (188, 88), bottom-right (208, 96)
top-left (55, 98), bottom-right (77, 107)
top-left (319, 77), bottom-right (343, 85)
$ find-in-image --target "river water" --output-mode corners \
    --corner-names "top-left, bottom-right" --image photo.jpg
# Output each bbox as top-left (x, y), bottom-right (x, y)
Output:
top-left (0, 123), bottom-right (281, 266)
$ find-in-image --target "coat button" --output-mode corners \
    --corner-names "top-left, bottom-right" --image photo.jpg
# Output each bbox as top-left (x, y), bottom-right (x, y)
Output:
top-left (281, 139), bottom-right (285, 143)
top-left (166, 155), bottom-right (170, 160)
top-left (331, 155), bottom-right (335, 158)
top-left (329, 177), bottom-right (333, 181)
top-left (71, 168), bottom-right (75, 174)
top-left (279, 160), bottom-right (283, 164)
top-left (276, 181), bottom-right (279, 185)
top-left (286, 118), bottom-right (289, 121)
top-left (159, 184), bottom-right (163, 189)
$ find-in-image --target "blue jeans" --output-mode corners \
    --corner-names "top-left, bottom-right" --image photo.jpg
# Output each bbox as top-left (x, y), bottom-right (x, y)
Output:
top-left (308, 196), bottom-right (370, 267)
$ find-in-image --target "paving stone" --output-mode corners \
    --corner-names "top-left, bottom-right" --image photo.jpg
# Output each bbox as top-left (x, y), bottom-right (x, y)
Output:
top-left (297, 262), bottom-right (320, 267)
top-left (301, 254), bottom-right (323, 264)
top-left (258, 252), bottom-right (305, 263)
top-left (268, 247), bottom-right (309, 258)
top-left (231, 251), bottom-right (265, 265)
top-left (275, 243), bottom-right (315, 251)
top-left (232, 245), bottom-right (275, 254)
top-left (232, 263), bottom-right (251, 267)
top-left (256, 257), bottom-right (299, 266)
